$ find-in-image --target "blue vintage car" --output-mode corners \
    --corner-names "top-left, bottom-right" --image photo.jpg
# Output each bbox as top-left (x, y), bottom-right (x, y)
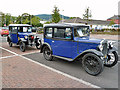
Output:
top-left (40, 23), bottom-right (118, 76)
top-left (7, 24), bottom-right (41, 52)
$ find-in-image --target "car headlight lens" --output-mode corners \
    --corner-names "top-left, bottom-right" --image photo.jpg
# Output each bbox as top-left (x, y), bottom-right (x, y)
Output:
top-left (99, 44), bottom-right (103, 51)
top-left (24, 36), bottom-right (28, 39)
top-left (109, 42), bottom-right (113, 48)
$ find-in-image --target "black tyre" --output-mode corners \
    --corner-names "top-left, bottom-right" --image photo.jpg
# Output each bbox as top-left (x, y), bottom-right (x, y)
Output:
top-left (43, 46), bottom-right (53, 61)
top-left (19, 41), bottom-right (26, 52)
top-left (36, 41), bottom-right (41, 49)
top-left (104, 51), bottom-right (118, 67)
top-left (82, 53), bottom-right (104, 76)
top-left (1, 35), bottom-right (3, 37)
top-left (8, 41), bottom-right (12, 47)
top-left (36, 44), bottom-right (41, 49)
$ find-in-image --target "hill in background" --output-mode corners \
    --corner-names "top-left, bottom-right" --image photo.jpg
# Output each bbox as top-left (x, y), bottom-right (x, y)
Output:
top-left (35, 14), bottom-right (70, 21)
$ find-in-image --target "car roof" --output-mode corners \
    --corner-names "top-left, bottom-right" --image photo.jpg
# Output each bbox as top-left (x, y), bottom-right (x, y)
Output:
top-left (9, 24), bottom-right (32, 27)
top-left (44, 23), bottom-right (89, 28)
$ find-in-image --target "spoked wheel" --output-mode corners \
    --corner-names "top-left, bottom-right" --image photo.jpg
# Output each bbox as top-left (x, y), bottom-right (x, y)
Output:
top-left (8, 41), bottom-right (12, 47)
top-left (36, 40), bottom-right (41, 49)
top-left (19, 41), bottom-right (26, 52)
top-left (82, 53), bottom-right (104, 76)
top-left (104, 51), bottom-right (118, 67)
top-left (43, 46), bottom-right (53, 61)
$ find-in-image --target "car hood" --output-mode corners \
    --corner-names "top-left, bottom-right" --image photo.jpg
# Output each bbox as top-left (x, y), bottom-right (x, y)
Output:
top-left (74, 37), bottom-right (102, 44)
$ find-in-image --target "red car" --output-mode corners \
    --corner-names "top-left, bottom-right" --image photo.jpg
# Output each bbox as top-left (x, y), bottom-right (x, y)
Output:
top-left (0, 27), bottom-right (9, 36)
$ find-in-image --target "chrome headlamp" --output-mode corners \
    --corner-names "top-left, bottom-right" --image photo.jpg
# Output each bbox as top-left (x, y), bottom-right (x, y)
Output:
top-left (108, 41), bottom-right (115, 49)
top-left (98, 40), bottom-right (104, 51)
top-left (24, 36), bottom-right (28, 39)
top-left (99, 44), bottom-right (103, 51)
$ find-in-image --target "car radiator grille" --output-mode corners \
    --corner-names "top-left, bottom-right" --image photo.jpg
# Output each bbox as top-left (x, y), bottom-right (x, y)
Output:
top-left (102, 42), bottom-right (108, 56)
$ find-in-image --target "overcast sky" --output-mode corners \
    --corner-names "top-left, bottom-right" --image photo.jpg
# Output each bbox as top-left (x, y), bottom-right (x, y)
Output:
top-left (0, 0), bottom-right (119, 20)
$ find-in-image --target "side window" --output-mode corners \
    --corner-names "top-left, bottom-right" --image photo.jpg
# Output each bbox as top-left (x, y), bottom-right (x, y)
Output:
top-left (9, 27), bottom-right (12, 32)
top-left (54, 28), bottom-right (64, 38)
top-left (65, 28), bottom-right (72, 39)
top-left (54, 28), bottom-right (72, 39)
top-left (18, 27), bottom-right (23, 32)
top-left (11, 27), bottom-right (17, 33)
top-left (45, 28), bottom-right (52, 38)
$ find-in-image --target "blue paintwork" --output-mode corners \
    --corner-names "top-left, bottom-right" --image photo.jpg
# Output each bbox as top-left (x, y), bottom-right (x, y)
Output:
top-left (10, 33), bottom-right (18, 43)
top-left (44, 25), bottom-right (102, 60)
top-left (18, 32), bottom-right (32, 40)
top-left (10, 31), bottom-right (32, 44)
top-left (44, 37), bottom-right (101, 59)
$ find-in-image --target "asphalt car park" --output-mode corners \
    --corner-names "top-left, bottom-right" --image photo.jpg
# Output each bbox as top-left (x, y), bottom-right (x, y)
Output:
top-left (1, 34), bottom-right (119, 89)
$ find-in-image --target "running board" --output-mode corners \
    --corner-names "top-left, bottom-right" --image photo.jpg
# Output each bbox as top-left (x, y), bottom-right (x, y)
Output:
top-left (52, 55), bottom-right (73, 61)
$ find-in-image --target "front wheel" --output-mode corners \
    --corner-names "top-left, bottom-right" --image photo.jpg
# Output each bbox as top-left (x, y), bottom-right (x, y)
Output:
top-left (43, 46), bottom-right (53, 61)
top-left (36, 40), bottom-right (41, 49)
top-left (104, 51), bottom-right (118, 67)
top-left (82, 53), bottom-right (104, 76)
top-left (19, 41), bottom-right (26, 52)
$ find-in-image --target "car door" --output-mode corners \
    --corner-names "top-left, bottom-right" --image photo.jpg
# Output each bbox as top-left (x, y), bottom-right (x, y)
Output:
top-left (10, 26), bottom-right (18, 43)
top-left (51, 27), bottom-right (73, 58)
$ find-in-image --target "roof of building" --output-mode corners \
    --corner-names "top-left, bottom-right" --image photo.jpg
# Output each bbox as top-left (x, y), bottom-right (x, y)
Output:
top-left (107, 15), bottom-right (120, 20)
top-left (9, 24), bottom-right (32, 27)
top-left (62, 18), bottom-right (110, 25)
top-left (44, 23), bottom-right (89, 28)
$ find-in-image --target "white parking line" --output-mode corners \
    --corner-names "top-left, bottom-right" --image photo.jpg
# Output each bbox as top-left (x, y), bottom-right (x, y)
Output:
top-left (0, 47), bottom-right (18, 56)
top-left (0, 46), bottom-right (101, 88)
top-left (21, 51), bottom-right (40, 56)
top-left (0, 55), bottom-right (17, 59)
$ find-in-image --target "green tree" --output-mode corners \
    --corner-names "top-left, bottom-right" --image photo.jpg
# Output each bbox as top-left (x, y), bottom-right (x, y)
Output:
top-left (0, 12), bottom-right (6, 26)
top-left (16, 15), bottom-right (22, 24)
top-left (52, 6), bottom-right (60, 23)
top-left (109, 20), bottom-right (115, 26)
top-left (83, 7), bottom-right (92, 20)
top-left (31, 16), bottom-right (40, 27)
top-left (5, 13), bottom-right (11, 26)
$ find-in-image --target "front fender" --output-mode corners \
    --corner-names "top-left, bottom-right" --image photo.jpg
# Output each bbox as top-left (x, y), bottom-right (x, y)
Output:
top-left (108, 46), bottom-right (118, 53)
top-left (19, 38), bottom-right (27, 42)
top-left (74, 49), bottom-right (103, 60)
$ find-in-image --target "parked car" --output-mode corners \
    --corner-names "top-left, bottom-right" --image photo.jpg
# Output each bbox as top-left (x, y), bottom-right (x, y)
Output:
top-left (40, 23), bottom-right (118, 76)
top-left (7, 24), bottom-right (41, 52)
top-left (1, 27), bottom-right (9, 36)
top-left (112, 24), bottom-right (120, 30)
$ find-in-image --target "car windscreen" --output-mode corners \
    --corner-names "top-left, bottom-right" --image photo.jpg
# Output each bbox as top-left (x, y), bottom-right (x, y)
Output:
top-left (2, 27), bottom-right (8, 30)
top-left (18, 27), bottom-right (32, 32)
top-left (74, 26), bottom-right (89, 37)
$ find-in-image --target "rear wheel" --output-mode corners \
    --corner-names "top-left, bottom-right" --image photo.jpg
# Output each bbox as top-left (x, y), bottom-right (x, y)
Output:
top-left (104, 51), bottom-right (118, 67)
top-left (43, 46), bottom-right (53, 61)
top-left (82, 53), bottom-right (104, 76)
top-left (8, 41), bottom-right (12, 47)
top-left (19, 41), bottom-right (26, 52)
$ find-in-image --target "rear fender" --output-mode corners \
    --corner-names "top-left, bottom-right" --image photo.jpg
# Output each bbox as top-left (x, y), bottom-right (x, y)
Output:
top-left (7, 35), bottom-right (11, 42)
top-left (40, 43), bottom-right (52, 53)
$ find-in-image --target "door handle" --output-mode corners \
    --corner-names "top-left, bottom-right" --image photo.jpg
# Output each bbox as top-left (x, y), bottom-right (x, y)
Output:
top-left (52, 41), bottom-right (54, 43)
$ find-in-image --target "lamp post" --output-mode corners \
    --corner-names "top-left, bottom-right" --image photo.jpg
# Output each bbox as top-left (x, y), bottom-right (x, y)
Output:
top-left (62, 10), bottom-right (64, 23)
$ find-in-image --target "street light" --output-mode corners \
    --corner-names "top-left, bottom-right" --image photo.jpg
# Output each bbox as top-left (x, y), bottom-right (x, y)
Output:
top-left (61, 10), bottom-right (64, 23)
